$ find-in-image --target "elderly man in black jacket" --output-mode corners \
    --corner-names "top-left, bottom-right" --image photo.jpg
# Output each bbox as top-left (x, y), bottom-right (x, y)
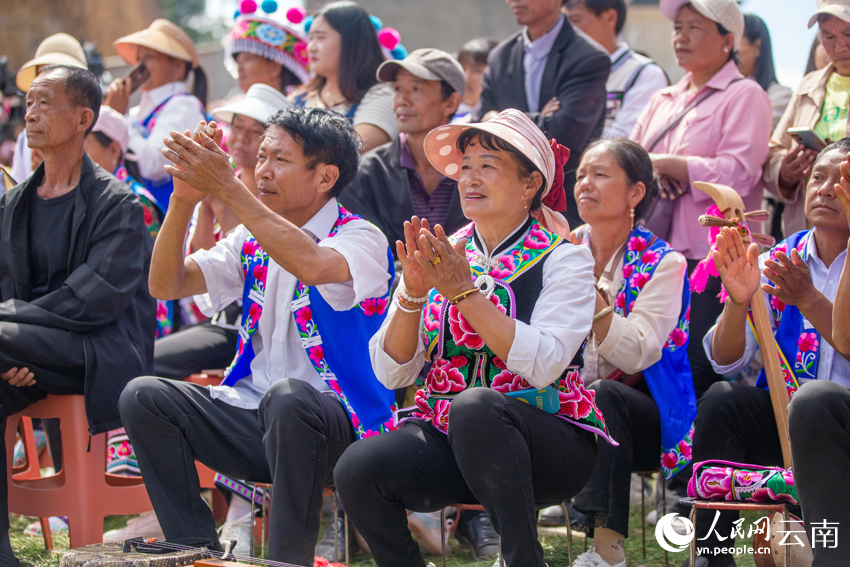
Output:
top-left (339, 48), bottom-right (468, 246)
top-left (0, 65), bottom-right (154, 565)
top-left (473, 0), bottom-right (610, 228)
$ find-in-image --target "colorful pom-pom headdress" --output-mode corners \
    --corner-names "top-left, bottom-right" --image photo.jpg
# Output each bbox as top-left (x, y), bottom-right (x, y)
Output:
top-left (225, 2), bottom-right (311, 86)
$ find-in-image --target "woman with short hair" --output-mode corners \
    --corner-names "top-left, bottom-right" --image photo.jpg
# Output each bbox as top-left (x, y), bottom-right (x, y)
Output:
top-left (335, 109), bottom-right (614, 567)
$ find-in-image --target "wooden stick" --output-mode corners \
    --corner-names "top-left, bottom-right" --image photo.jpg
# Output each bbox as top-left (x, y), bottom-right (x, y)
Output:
top-left (692, 182), bottom-right (792, 468)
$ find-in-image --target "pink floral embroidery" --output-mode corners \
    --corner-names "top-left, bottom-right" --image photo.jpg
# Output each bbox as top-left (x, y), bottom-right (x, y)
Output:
top-left (641, 249), bottom-right (660, 265)
top-left (668, 327), bottom-right (687, 348)
top-left (308, 345), bottom-right (325, 365)
top-left (424, 302), bottom-right (441, 332)
top-left (360, 297), bottom-right (388, 316)
top-left (295, 306), bottom-right (313, 327)
top-left (523, 228), bottom-right (551, 250)
top-left (677, 440), bottom-right (692, 460)
top-left (426, 358), bottom-right (467, 394)
top-left (622, 264), bottom-right (635, 279)
top-left (156, 302), bottom-right (169, 320)
top-left (697, 467), bottom-right (734, 500)
top-left (627, 236), bottom-right (647, 253)
top-left (616, 294), bottom-right (626, 309)
top-left (629, 272), bottom-right (651, 290)
top-left (253, 265), bottom-right (267, 281)
top-left (662, 452), bottom-right (680, 471)
top-left (490, 255), bottom-right (517, 279)
top-left (491, 371), bottom-right (531, 392)
top-left (798, 332), bottom-right (819, 353)
top-left (249, 303), bottom-right (262, 321)
top-left (558, 374), bottom-right (595, 420)
top-left (448, 294), bottom-right (505, 349)
top-left (243, 240), bottom-right (259, 256)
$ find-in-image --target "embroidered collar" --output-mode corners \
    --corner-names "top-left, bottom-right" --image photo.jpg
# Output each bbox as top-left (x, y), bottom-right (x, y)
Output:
top-left (471, 216), bottom-right (534, 260)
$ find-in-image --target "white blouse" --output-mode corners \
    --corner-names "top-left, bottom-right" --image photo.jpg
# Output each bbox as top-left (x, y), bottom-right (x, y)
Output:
top-left (578, 231), bottom-right (687, 385)
top-left (188, 198), bottom-right (391, 409)
top-left (371, 220), bottom-right (596, 390)
top-left (127, 82), bottom-right (206, 182)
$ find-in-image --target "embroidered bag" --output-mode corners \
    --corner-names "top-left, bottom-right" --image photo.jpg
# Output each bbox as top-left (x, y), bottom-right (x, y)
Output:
top-left (688, 459), bottom-right (797, 505)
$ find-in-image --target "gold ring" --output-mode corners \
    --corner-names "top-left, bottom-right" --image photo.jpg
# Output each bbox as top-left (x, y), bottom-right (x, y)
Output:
top-left (431, 256), bottom-right (442, 265)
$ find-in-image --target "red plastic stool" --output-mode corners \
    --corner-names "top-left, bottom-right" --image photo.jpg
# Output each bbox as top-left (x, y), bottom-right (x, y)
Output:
top-left (5, 395), bottom-right (152, 548)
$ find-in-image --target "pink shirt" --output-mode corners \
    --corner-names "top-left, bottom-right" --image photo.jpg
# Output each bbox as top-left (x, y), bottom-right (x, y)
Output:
top-left (631, 60), bottom-right (772, 260)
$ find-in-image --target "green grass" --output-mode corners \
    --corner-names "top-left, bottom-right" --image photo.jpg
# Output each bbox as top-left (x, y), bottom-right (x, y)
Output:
top-left (11, 500), bottom-right (767, 567)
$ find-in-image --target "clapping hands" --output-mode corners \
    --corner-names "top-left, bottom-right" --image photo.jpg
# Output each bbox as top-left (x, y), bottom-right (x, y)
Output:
top-left (396, 218), bottom-right (473, 300)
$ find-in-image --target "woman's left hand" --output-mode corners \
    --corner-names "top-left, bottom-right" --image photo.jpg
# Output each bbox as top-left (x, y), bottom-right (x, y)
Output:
top-left (414, 224), bottom-right (476, 300)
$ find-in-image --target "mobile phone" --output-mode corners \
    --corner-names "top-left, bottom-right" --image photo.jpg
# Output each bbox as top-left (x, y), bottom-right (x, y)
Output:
top-left (787, 127), bottom-right (826, 152)
top-left (122, 62), bottom-right (150, 93)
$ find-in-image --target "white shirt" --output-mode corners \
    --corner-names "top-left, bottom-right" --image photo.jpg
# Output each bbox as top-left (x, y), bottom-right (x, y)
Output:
top-left (11, 130), bottom-right (33, 184)
top-left (370, 219), bottom-right (596, 390)
top-left (603, 43), bottom-right (669, 139)
top-left (128, 82), bottom-right (206, 182)
top-left (704, 234), bottom-right (850, 388)
top-left (523, 15), bottom-right (566, 114)
top-left (579, 232), bottom-right (688, 384)
top-left (189, 198), bottom-right (391, 409)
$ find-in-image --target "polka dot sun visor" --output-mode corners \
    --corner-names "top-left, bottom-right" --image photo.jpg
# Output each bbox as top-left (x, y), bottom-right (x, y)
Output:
top-left (423, 108), bottom-right (557, 198)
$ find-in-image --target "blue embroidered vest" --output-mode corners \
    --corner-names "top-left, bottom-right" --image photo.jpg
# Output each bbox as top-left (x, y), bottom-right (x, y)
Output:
top-left (221, 204), bottom-right (397, 439)
top-left (754, 230), bottom-right (818, 399)
top-left (582, 225), bottom-right (696, 478)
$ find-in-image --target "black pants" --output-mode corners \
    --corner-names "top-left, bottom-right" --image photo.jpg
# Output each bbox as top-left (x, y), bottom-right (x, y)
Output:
top-left (686, 258), bottom-right (725, 398)
top-left (789, 380), bottom-right (850, 567)
top-left (0, 321), bottom-right (86, 532)
top-left (334, 388), bottom-right (598, 567)
top-left (119, 377), bottom-right (355, 567)
top-left (570, 379), bottom-right (660, 537)
top-left (690, 381), bottom-right (800, 561)
top-left (153, 322), bottom-right (239, 379)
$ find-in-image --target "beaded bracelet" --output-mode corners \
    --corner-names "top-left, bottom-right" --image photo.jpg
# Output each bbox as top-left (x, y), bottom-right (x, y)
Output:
top-left (448, 288), bottom-right (479, 305)
top-left (397, 286), bottom-right (428, 305)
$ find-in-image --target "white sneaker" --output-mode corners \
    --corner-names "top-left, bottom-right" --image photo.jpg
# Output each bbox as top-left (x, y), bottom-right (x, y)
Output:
top-left (572, 546), bottom-right (626, 567)
top-left (217, 513), bottom-right (253, 558)
top-left (103, 511), bottom-right (165, 542)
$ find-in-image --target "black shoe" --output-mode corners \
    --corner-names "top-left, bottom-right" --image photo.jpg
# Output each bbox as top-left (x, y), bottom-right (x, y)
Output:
top-left (315, 511), bottom-right (353, 562)
top-left (0, 532), bottom-right (18, 567)
top-left (454, 510), bottom-right (500, 561)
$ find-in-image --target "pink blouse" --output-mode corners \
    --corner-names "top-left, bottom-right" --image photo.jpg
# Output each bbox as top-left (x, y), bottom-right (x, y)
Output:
top-left (631, 60), bottom-right (772, 260)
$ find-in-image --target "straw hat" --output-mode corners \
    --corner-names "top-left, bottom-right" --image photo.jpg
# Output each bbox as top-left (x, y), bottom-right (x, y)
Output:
top-left (211, 83), bottom-right (291, 125)
top-left (16, 33), bottom-right (88, 92)
top-left (114, 19), bottom-right (200, 68)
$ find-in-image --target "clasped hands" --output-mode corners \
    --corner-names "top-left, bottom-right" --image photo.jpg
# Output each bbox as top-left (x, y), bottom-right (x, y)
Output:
top-left (713, 226), bottom-right (818, 311)
top-left (396, 216), bottom-right (475, 301)
top-left (161, 121), bottom-right (238, 205)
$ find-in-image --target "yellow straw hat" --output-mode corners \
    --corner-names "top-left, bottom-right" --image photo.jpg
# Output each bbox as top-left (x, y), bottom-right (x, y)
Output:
top-left (16, 33), bottom-right (88, 92)
top-left (114, 19), bottom-right (200, 68)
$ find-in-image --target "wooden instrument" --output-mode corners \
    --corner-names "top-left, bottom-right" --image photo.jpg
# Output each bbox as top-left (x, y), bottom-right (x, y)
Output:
top-left (692, 182), bottom-right (792, 468)
top-left (752, 511), bottom-right (813, 567)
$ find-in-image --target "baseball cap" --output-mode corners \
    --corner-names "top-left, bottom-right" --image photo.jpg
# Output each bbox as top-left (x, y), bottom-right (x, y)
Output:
top-left (808, 0), bottom-right (850, 28)
top-left (376, 48), bottom-right (466, 98)
top-left (660, 0), bottom-right (744, 50)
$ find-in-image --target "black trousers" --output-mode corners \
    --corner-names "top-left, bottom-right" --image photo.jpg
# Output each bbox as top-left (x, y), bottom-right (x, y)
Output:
top-left (334, 388), bottom-right (598, 567)
top-left (153, 322), bottom-right (239, 379)
top-left (119, 377), bottom-right (355, 567)
top-left (570, 379), bottom-right (661, 537)
top-left (789, 380), bottom-right (850, 567)
top-left (0, 321), bottom-right (86, 532)
top-left (690, 381), bottom-right (802, 561)
top-left (686, 258), bottom-right (725, 398)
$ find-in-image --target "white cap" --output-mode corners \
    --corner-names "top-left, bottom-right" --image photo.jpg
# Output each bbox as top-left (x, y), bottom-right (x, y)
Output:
top-left (211, 83), bottom-right (291, 125)
top-left (808, 0), bottom-right (850, 28)
top-left (660, 0), bottom-right (744, 50)
top-left (92, 106), bottom-right (130, 154)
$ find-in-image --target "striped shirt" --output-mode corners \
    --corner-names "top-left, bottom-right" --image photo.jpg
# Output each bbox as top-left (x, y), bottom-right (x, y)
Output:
top-left (399, 133), bottom-right (456, 228)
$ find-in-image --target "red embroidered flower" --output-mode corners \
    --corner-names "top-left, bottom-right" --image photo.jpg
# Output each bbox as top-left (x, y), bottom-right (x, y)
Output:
top-left (249, 303), bottom-right (262, 322)
top-left (523, 228), bottom-right (552, 250)
top-left (678, 440), bottom-right (692, 460)
top-left (623, 264), bottom-right (635, 279)
top-left (630, 272), bottom-right (651, 290)
top-left (798, 332), bottom-right (819, 353)
top-left (491, 371), bottom-right (530, 392)
top-left (668, 327), bottom-right (687, 347)
top-left (448, 294), bottom-right (505, 349)
top-left (662, 451), bottom-right (680, 470)
top-left (295, 306), bottom-right (313, 327)
top-left (641, 249), bottom-right (660, 265)
top-left (308, 345), bottom-right (325, 364)
top-left (490, 255), bottom-right (517, 279)
top-left (143, 207), bottom-right (153, 226)
top-left (627, 236), bottom-right (647, 253)
top-left (360, 297), bottom-right (388, 316)
top-left (243, 240), bottom-right (259, 256)
top-left (426, 359), bottom-right (467, 394)
top-left (424, 302), bottom-right (441, 332)
top-left (616, 294), bottom-right (626, 309)
top-left (558, 374), bottom-right (594, 420)
top-left (253, 265), bottom-right (268, 281)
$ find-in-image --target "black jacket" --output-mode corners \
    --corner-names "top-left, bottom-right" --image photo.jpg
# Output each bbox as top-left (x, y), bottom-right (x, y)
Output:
top-left (473, 20), bottom-right (610, 227)
top-left (0, 155), bottom-right (156, 434)
top-left (339, 137), bottom-right (468, 249)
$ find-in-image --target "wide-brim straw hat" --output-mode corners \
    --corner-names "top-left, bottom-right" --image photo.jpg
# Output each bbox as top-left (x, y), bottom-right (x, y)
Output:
top-left (114, 19), bottom-right (200, 68)
top-left (16, 33), bottom-right (88, 92)
top-left (211, 83), bottom-right (291, 125)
